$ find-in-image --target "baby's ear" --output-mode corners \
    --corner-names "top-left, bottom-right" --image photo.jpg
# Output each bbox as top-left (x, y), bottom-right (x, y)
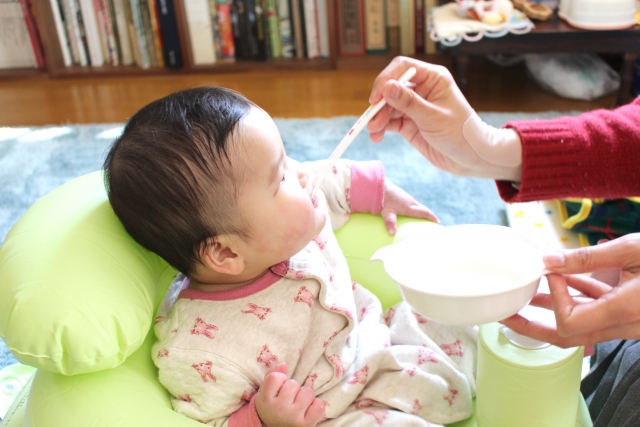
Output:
top-left (200, 237), bottom-right (244, 275)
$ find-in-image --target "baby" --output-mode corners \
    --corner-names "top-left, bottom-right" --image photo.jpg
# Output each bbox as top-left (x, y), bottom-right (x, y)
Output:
top-left (104, 86), bottom-right (477, 427)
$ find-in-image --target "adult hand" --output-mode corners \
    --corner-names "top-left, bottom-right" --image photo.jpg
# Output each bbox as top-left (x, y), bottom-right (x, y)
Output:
top-left (500, 233), bottom-right (640, 348)
top-left (368, 56), bottom-right (522, 182)
top-left (382, 178), bottom-right (439, 235)
top-left (255, 363), bottom-right (326, 427)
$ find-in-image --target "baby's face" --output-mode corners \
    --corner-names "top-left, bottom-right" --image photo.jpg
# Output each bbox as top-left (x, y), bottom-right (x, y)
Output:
top-left (233, 108), bottom-right (326, 271)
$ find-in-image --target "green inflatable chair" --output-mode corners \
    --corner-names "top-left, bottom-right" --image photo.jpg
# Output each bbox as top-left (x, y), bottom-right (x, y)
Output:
top-left (1, 171), bottom-right (485, 427)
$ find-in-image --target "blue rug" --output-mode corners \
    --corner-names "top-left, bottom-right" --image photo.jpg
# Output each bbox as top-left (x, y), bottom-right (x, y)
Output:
top-left (0, 112), bottom-right (571, 369)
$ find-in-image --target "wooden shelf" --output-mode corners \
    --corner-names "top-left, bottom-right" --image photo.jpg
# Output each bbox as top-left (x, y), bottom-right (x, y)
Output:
top-left (0, 67), bottom-right (49, 80)
top-left (6, 0), bottom-right (342, 80)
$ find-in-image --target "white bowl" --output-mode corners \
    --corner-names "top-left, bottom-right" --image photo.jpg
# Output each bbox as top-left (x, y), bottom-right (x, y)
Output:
top-left (371, 224), bottom-right (547, 326)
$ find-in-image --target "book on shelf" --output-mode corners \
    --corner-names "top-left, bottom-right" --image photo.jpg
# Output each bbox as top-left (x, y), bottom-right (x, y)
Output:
top-left (302, 0), bottom-right (319, 58)
top-left (398, 0), bottom-right (413, 55)
top-left (316, 0), bottom-right (329, 57)
top-left (78, 0), bottom-right (105, 65)
top-left (146, 0), bottom-right (165, 66)
top-left (264, 0), bottom-right (281, 58)
top-left (414, 0), bottom-right (423, 54)
top-left (61, 0), bottom-right (87, 65)
top-left (216, 0), bottom-right (235, 59)
top-left (20, 0), bottom-right (46, 67)
top-left (184, 0), bottom-right (216, 64)
top-left (127, 0), bottom-right (151, 67)
top-left (139, 0), bottom-right (159, 66)
top-left (249, 0), bottom-right (268, 60)
top-left (276, 0), bottom-right (294, 58)
top-left (208, 0), bottom-right (223, 59)
top-left (364, 0), bottom-right (385, 53)
top-left (289, 0), bottom-right (304, 58)
top-left (424, 0), bottom-right (435, 54)
top-left (385, 0), bottom-right (399, 53)
top-left (156, 0), bottom-right (183, 67)
top-left (230, 0), bottom-right (251, 60)
top-left (96, 0), bottom-right (120, 65)
top-left (48, 0), bottom-right (73, 65)
top-left (112, 0), bottom-right (134, 65)
top-left (336, 0), bottom-right (365, 56)
top-left (0, 0), bottom-right (38, 69)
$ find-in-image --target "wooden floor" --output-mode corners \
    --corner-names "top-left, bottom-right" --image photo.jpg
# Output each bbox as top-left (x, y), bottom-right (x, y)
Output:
top-left (0, 56), bottom-right (621, 127)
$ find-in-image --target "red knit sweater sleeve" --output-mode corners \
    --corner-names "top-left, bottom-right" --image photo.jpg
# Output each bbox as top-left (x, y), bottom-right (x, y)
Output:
top-left (496, 97), bottom-right (640, 203)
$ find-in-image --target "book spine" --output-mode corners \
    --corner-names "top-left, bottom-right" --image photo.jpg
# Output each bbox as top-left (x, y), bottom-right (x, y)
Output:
top-left (302, 0), bottom-right (318, 58)
top-left (385, 0), bottom-right (399, 54)
top-left (156, 0), bottom-right (184, 67)
top-left (316, 0), bottom-right (328, 57)
top-left (413, 0), bottom-right (423, 54)
top-left (72, 0), bottom-right (91, 65)
top-left (215, 0), bottom-right (235, 59)
top-left (49, 0), bottom-right (73, 65)
top-left (265, 0), bottom-right (280, 58)
top-left (424, 0), bottom-right (435, 54)
top-left (61, 0), bottom-right (83, 64)
top-left (276, 0), bottom-right (293, 57)
top-left (78, 0), bottom-right (105, 65)
top-left (103, 0), bottom-right (121, 64)
top-left (230, 0), bottom-right (251, 59)
top-left (208, 0), bottom-right (223, 60)
top-left (289, 0), bottom-right (304, 58)
top-left (184, 0), bottom-right (216, 64)
top-left (335, 0), bottom-right (364, 56)
top-left (248, 0), bottom-right (267, 60)
top-left (364, 0), bottom-right (385, 53)
top-left (147, 0), bottom-right (165, 66)
top-left (128, 0), bottom-right (150, 67)
top-left (124, 0), bottom-right (143, 66)
top-left (0, 0), bottom-right (37, 68)
top-left (138, 0), bottom-right (158, 66)
top-left (398, 0), bottom-right (413, 55)
top-left (112, 0), bottom-right (134, 65)
top-left (20, 0), bottom-right (46, 67)
top-left (74, 0), bottom-right (91, 65)
top-left (92, 0), bottom-right (112, 64)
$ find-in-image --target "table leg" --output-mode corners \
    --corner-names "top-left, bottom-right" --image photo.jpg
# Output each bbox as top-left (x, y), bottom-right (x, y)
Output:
top-left (618, 52), bottom-right (638, 106)
top-left (454, 54), bottom-right (470, 95)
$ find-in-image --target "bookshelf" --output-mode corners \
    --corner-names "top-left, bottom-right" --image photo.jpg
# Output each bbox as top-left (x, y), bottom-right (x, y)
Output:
top-left (2, 0), bottom-right (447, 80)
top-left (2, 0), bottom-right (339, 79)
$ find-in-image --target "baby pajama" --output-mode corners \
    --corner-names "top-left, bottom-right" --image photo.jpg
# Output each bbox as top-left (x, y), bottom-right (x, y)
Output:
top-left (152, 159), bottom-right (477, 426)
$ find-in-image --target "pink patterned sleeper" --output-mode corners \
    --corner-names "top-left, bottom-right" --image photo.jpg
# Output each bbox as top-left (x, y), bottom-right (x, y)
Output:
top-left (152, 160), bottom-right (477, 426)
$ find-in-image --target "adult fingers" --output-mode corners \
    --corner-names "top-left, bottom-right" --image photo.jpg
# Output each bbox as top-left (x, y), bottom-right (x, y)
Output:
top-left (501, 313), bottom-right (640, 348)
top-left (563, 274), bottom-right (612, 299)
top-left (547, 273), bottom-right (623, 337)
top-left (369, 56), bottom-right (419, 104)
top-left (543, 233), bottom-right (640, 274)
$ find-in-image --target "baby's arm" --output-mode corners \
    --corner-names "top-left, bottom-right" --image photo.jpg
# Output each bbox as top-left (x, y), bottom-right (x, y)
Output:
top-left (254, 363), bottom-right (326, 427)
top-left (304, 159), bottom-right (438, 233)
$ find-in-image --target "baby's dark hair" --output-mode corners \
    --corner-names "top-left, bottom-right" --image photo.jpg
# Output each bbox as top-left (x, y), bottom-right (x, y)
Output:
top-left (103, 86), bottom-right (254, 276)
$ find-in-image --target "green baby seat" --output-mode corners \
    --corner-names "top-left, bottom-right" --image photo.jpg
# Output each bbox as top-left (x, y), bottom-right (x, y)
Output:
top-left (1, 171), bottom-right (467, 427)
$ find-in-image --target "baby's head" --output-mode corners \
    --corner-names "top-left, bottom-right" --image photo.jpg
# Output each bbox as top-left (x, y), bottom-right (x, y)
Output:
top-left (104, 87), bottom-right (325, 283)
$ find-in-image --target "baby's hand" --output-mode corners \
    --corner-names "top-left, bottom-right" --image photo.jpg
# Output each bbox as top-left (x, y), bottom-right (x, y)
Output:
top-left (382, 179), bottom-right (439, 235)
top-left (255, 363), bottom-right (326, 427)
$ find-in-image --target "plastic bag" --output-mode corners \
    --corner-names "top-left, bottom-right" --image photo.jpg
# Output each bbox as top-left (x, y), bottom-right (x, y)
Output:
top-left (524, 53), bottom-right (620, 101)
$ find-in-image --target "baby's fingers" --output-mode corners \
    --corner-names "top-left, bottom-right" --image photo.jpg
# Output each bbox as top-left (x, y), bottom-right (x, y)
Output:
top-left (406, 203), bottom-right (439, 223)
top-left (305, 398), bottom-right (326, 425)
